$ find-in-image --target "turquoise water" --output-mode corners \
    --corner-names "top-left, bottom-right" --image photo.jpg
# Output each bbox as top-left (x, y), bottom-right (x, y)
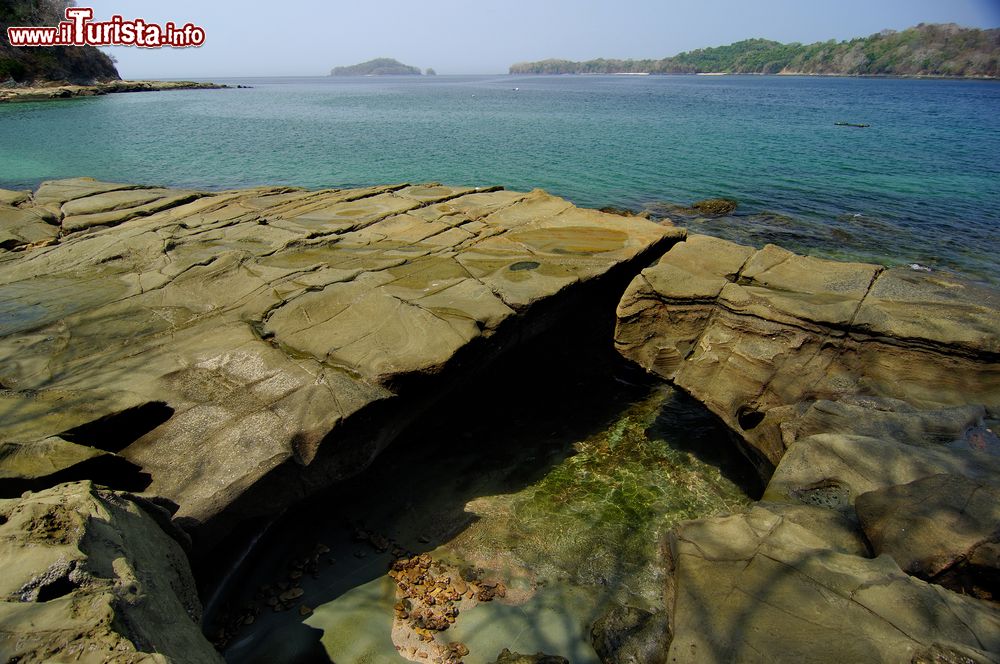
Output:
top-left (1, 75), bottom-right (998, 282)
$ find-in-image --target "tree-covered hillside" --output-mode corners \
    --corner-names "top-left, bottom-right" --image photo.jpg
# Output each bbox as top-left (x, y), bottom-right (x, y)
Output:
top-left (0, 0), bottom-right (119, 84)
top-left (510, 24), bottom-right (999, 77)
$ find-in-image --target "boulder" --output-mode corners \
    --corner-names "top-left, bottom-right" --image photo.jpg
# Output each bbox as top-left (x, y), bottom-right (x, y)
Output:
top-left (615, 235), bottom-right (1000, 467)
top-left (0, 179), bottom-right (682, 546)
top-left (0, 481), bottom-right (219, 663)
top-left (666, 506), bottom-right (1000, 663)
top-left (855, 474), bottom-right (1000, 599)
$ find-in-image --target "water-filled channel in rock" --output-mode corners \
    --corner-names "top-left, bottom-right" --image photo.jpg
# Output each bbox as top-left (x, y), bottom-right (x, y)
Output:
top-left (204, 323), bottom-right (762, 663)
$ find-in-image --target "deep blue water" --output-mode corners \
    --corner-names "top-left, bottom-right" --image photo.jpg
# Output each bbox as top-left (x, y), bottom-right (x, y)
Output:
top-left (1, 74), bottom-right (998, 282)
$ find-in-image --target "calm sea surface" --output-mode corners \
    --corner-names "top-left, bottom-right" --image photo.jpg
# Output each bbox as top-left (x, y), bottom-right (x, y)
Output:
top-left (1, 74), bottom-right (998, 283)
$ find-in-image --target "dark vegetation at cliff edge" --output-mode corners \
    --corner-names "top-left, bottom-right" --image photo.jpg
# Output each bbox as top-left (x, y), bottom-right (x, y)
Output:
top-left (1, 0), bottom-right (120, 84)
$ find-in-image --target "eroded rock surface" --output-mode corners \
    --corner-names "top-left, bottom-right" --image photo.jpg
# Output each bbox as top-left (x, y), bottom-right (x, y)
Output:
top-left (616, 235), bottom-right (1000, 663)
top-left (0, 481), bottom-right (219, 663)
top-left (855, 473), bottom-right (1000, 599)
top-left (0, 178), bottom-right (681, 545)
top-left (615, 234), bottom-right (1000, 467)
top-left (667, 506), bottom-right (1000, 664)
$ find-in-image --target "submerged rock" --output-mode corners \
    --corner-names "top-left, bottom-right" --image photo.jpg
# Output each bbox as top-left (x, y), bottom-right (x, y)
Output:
top-left (0, 179), bottom-right (680, 549)
top-left (491, 648), bottom-right (570, 664)
top-left (591, 604), bottom-right (670, 664)
top-left (0, 481), bottom-right (219, 663)
top-left (597, 206), bottom-right (652, 219)
top-left (689, 198), bottom-right (737, 216)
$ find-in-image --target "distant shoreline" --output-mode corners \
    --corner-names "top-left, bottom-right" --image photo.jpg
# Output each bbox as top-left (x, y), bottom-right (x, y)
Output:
top-left (0, 80), bottom-right (230, 104)
top-left (508, 24), bottom-right (999, 79)
top-left (506, 71), bottom-right (999, 81)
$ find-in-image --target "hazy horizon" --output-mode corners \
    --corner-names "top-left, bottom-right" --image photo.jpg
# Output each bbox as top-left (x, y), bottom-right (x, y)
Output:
top-left (79, 0), bottom-right (1000, 78)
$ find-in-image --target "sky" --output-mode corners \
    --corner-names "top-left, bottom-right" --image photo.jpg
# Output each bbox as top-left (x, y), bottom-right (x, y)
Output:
top-left (79, 0), bottom-right (1000, 78)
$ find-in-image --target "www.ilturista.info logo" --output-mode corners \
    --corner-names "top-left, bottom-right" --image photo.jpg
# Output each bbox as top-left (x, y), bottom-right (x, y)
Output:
top-left (6, 7), bottom-right (205, 48)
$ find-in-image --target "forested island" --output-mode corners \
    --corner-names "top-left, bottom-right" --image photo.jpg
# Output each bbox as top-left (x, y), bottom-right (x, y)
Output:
top-left (330, 58), bottom-right (423, 76)
top-left (1, 0), bottom-right (119, 84)
top-left (509, 23), bottom-right (1000, 77)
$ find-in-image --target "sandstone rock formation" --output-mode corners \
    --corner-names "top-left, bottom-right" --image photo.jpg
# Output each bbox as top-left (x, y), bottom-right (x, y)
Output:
top-left (615, 234), bottom-right (1000, 468)
top-left (0, 481), bottom-right (220, 663)
top-left (667, 506), bottom-right (1000, 663)
top-left (855, 473), bottom-right (1000, 599)
top-left (0, 178), bottom-right (681, 548)
top-left (615, 234), bottom-right (1000, 663)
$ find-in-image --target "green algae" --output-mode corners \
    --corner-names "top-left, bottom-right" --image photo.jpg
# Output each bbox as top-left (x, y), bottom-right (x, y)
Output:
top-left (213, 346), bottom-right (759, 663)
top-left (444, 386), bottom-right (752, 611)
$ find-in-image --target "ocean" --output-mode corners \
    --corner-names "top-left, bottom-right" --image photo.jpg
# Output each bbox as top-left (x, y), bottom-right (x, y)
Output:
top-left (1, 74), bottom-right (998, 283)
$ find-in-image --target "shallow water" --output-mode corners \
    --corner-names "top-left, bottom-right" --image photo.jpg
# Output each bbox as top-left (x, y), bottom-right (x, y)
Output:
top-left (206, 328), bottom-right (758, 663)
top-left (1, 75), bottom-right (998, 283)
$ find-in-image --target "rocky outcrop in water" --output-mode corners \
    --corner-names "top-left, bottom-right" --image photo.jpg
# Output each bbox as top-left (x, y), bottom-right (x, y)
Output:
top-left (688, 198), bottom-right (737, 216)
top-left (615, 234), bottom-right (1000, 662)
top-left (0, 178), bottom-right (680, 550)
top-left (0, 481), bottom-right (220, 663)
top-left (0, 80), bottom-right (229, 104)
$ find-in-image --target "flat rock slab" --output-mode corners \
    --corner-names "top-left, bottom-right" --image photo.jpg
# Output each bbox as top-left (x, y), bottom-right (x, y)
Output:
top-left (615, 235), bottom-right (1000, 466)
top-left (0, 179), bottom-right (680, 543)
top-left (667, 506), bottom-right (1000, 663)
